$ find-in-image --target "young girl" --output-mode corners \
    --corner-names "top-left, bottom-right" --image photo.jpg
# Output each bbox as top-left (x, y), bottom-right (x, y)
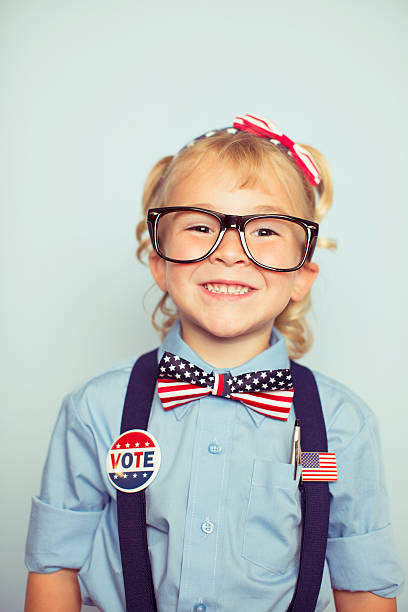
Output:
top-left (25, 114), bottom-right (403, 611)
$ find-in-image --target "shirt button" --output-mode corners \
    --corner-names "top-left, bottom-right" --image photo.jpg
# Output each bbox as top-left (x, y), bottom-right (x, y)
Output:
top-left (193, 604), bottom-right (207, 612)
top-left (201, 520), bottom-right (214, 534)
top-left (208, 442), bottom-right (222, 454)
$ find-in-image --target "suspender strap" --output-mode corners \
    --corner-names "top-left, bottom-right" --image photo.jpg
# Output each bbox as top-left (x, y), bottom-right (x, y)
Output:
top-left (117, 349), bottom-right (158, 612)
top-left (117, 352), bottom-right (330, 612)
top-left (287, 360), bottom-right (331, 612)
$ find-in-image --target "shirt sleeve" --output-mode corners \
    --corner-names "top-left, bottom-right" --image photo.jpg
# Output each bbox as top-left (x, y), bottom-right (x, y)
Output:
top-left (25, 393), bottom-right (109, 573)
top-left (325, 402), bottom-right (404, 598)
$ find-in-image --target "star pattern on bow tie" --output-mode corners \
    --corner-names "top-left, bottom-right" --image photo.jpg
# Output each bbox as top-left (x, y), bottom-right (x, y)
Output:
top-left (157, 352), bottom-right (294, 421)
top-left (159, 352), bottom-right (291, 392)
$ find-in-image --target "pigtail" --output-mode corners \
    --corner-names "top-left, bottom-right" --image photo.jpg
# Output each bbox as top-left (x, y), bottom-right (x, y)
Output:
top-left (300, 144), bottom-right (336, 250)
top-left (136, 156), bottom-right (173, 265)
top-left (151, 293), bottom-right (178, 337)
top-left (275, 143), bottom-right (336, 358)
top-left (135, 155), bottom-right (180, 337)
top-left (274, 295), bottom-right (312, 360)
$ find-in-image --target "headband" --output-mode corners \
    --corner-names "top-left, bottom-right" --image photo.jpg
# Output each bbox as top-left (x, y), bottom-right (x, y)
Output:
top-left (181, 113), bottom-right (322, 187)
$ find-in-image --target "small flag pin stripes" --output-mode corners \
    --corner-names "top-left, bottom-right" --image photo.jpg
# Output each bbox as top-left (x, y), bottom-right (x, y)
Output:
top-left (300, 451), bottom-right (337, 482)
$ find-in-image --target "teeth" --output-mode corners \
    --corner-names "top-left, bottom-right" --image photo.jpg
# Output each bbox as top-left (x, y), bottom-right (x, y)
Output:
top-left (204, 283), bottom-right (252, 295)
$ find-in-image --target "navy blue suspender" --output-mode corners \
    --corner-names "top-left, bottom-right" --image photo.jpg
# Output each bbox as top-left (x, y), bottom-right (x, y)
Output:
top-left (117, 350), bottom-right (330, 612)
top-left (288, 361), bottom-right (330, 612)
top-left (117, 350), bottom-right (158, 612)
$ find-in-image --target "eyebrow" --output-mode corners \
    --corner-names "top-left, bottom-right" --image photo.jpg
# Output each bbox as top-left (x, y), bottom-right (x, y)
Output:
top-left (192, 203), bottom-right (290, 215)
top-left (251, 204), bottom-right (289, 215)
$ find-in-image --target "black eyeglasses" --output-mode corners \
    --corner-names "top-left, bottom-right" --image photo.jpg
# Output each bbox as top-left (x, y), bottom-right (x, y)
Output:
top-left (147, 206), bottom-right (319, 272)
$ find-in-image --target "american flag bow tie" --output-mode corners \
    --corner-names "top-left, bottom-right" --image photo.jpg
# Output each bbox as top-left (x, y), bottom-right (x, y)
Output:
top-left (157, 351), bottom-right (294, 420)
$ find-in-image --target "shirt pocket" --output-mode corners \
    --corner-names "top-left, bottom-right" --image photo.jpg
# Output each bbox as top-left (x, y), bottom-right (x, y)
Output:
top-left (242, 459), bottom-right (302, 575)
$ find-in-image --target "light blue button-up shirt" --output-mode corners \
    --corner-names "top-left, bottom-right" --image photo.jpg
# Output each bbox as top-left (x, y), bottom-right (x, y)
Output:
top-left (25, 322), bottom-right (404, 611)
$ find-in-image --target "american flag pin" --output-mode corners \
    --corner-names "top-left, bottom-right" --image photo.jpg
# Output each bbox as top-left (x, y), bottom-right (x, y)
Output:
top-left (106, 429), bottom-right (161, 493)
top-left (300, 451), bottom-right (337, 482)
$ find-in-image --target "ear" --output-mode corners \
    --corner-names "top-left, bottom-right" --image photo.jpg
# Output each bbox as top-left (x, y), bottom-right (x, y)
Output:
top-left (290, 262), bottom-right (319, 302)
top-left (148, 251), bottom-right (168, 292)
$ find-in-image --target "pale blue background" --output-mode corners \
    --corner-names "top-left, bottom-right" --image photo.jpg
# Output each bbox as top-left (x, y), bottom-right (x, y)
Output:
top-left (1, 1), bottom-right (407, 610)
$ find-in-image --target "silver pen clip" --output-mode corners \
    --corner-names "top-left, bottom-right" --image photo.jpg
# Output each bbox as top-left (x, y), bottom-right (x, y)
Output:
top-left (290, 419), bottom-right (301, 480)
top-left (294, 440), bottom-right (300, 480)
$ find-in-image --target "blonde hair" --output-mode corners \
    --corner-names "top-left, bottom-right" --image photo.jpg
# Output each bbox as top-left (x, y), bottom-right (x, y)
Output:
top-left (136, 129), bottom-right (335, 359)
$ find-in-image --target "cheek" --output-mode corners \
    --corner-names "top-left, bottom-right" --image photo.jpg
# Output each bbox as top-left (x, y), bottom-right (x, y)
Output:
top-left (165, 263), bottom-right (194, 297)
top-left (264, 271), bottom-right (296, 294)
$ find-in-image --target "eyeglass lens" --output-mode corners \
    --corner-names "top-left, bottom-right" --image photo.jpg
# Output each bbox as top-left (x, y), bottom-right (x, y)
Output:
top-left (156, 210), bottom-right (308, 270)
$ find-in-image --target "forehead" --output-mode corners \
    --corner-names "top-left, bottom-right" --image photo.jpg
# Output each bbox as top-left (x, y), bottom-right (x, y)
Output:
top-left (166, 156), bottom-right (303, 216)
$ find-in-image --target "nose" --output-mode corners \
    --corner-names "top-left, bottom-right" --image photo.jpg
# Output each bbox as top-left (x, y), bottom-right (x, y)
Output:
top-left (208, 228), bottom-right (250, 266)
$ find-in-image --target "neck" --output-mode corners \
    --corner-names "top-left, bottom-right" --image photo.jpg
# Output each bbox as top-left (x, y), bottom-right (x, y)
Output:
top-left (179, 321), bottom-right (274, 369)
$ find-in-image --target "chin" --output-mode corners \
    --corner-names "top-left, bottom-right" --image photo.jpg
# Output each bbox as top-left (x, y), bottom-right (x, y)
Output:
top-left (202, 320), bottom-right (252, 340)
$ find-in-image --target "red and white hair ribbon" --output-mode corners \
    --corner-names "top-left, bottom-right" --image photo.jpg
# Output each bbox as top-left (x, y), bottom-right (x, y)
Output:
top-left (233, 113), bottom-right (321, 187)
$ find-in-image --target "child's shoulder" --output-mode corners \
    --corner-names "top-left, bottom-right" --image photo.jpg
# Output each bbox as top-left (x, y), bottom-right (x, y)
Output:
top-left (310, 367), bottom-right (380, 452)
top-left (61, 354), bottom-right (146, 427)
top-left (72, 356), bottom-right (136, 393)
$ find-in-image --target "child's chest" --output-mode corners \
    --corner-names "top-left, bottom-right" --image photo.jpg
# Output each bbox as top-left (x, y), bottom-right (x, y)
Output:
top-left (145, 394), bottom-right (302, 577)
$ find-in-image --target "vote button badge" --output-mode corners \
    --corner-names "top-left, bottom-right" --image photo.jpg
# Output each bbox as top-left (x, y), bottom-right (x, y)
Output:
top-left (106, 429), bottom-right (161, 493)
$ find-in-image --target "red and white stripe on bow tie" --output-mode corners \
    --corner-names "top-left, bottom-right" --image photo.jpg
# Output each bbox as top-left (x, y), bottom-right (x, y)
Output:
top-left (233, 113), bottom-right (321, 187)
top-left (229, 388), bottom-right (294, 420)
top-left (157, 377), bottom-right (294, 420)
top-left (157, 378), bottom-right (213, 410)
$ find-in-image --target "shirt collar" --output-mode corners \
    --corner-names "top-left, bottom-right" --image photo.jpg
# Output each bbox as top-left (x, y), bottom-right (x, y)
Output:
top-left (158, 320), bottom-right (291, 426)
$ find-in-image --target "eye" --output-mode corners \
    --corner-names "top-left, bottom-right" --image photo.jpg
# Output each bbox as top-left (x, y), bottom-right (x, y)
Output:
top-left (253, 227), bottom-right (279, 237)
top-left (186, 224), bottom-right (213, 233)
top-left (246, 218), bottom-right (288, 240)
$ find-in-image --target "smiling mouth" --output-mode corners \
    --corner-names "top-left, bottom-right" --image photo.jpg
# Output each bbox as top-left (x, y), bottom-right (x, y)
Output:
top-left (202, 282), bottom-right (254, 295)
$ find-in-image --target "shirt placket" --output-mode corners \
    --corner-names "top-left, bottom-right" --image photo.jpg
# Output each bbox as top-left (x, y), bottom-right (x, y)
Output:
top-left (177, 394), bottom-right (234, 612)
